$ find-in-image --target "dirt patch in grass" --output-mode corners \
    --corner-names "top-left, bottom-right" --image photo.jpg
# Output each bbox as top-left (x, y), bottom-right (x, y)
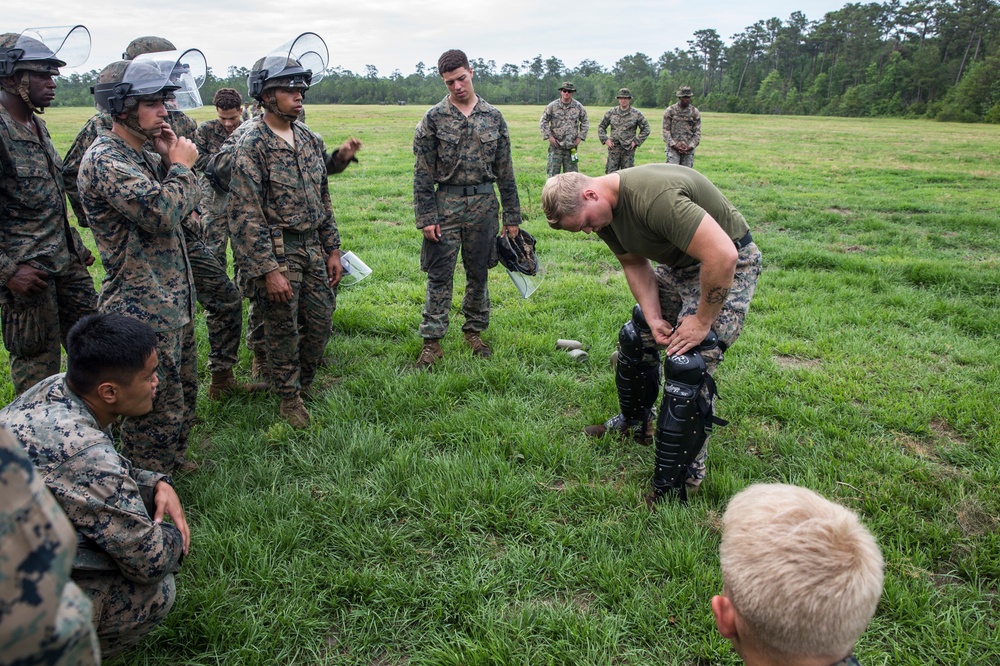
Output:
top-left (841, 245), bottom-right (869, 253)
top-left (774, 354), bottom-right (821, 369)
top-left (930, 572), bottom-right (965, 590)
top-left (827, 207), bottom-right (853, 215)
top-left (896, 432), bottom-right (934, 458)
top-left (956, 499), bottom-right (998, 537)
top-left (930, 419), bottom-right (966, 446)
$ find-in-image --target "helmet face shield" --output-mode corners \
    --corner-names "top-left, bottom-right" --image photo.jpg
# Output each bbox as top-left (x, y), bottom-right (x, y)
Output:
top-left (249, 32), bottom-right (328, 99)
top-left (1, 25), bottom-right (90, 76)
top-left (129, 48), bottom-right (207, 111)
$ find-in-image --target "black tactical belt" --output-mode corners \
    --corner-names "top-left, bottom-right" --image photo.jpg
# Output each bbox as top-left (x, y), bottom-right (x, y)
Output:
top-left (733, 231), bottom-right (753, 250)
top-left (438, 183), bottom-right (493, 196)
top-left (280, 229), bottom-right (318, 243)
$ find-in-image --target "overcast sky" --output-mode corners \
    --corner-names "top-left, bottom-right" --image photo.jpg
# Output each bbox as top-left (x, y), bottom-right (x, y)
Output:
top-left (10, 1), bottom-right (850, 78)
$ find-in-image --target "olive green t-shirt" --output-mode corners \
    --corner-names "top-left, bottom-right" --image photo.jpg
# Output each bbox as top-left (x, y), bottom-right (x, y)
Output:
top-left (596, 164), bottom-right (749, 268)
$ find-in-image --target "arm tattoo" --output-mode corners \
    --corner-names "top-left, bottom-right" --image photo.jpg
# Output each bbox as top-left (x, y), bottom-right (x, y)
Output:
top-left (706, 286), bottom-right (730, 305)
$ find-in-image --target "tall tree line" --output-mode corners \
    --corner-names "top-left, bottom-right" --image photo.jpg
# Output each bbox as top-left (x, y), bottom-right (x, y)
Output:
top-left (54, 0), bottom-right (1000, 122)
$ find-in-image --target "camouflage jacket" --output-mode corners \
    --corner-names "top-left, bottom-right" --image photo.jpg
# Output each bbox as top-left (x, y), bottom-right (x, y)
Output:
top-left (0, 375), bottom-right (184, 585)
top-left (227, 119), bottom-right (339, 282)
top-left (413, 95), bottom-right (522, 229)
top-left (79, 129), bottom-right (199, 332)
top-left (662, 103), bottom-right (701, 149)
top-left (193, 118), bottom-right (231, 213)
top-left (597, 106), bottom-right (651, 149)
top-left (0, 106), bottom-right (90, 286)
top-left (168, 110), bottom-right (197, 140)
top-left (0, 426), bottom-right (100, 666)
top-left (539, 98), bottom-right (589, 147)
top-left (62, 112), bottom-right (113, 226)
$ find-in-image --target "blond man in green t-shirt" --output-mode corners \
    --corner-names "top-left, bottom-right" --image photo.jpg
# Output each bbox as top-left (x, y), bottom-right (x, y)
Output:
top-left (542, 164), bottom-right (762, 505)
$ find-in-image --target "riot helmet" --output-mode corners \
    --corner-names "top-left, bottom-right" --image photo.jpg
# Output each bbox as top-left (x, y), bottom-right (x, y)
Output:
top-left (247, 32), bottom-right (328, 102)
top-left (123, 35), bottom-right (176, 60)
top-left (497, 229), bottom-right (543, 298)
top-left (93, 48), bottom-right (207, 116)
top-left (1, 26), bottom-right (89, 113)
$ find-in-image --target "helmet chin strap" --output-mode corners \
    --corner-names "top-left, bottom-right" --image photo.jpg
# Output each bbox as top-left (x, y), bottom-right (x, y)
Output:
top-left (1, 73), bottom-right (44, 115)
top-left (263, 92), bottom-right (300, 123)
top-left (117, 108), bottom-right (158, 142)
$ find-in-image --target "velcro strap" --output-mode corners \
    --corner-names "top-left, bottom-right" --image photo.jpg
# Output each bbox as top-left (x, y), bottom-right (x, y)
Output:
top-left (438, 183), bottom-right (493, 196)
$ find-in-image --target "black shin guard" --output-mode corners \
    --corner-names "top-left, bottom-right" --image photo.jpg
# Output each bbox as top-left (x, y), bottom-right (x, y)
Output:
top-left (650, 332), bottom-right (726, 503)
top-left (613, 305), bottom-right (661, 439)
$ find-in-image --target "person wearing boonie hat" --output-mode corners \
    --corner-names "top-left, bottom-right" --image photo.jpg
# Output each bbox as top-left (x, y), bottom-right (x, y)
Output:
top-left (540, 80), bottom-right (589, 176)
top-left (662, 85), bottom-right (701, 168)
top-left (597, 87), bottom-right (650, 173)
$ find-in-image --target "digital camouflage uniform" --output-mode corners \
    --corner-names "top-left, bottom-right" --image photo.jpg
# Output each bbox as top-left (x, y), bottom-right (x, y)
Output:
top-left (227, 120), bottom-right (338, 400)
top-left (597, 106), bottom-right (651, 173)
top-left (413, 95), bottom-right (521, 340)
top-left (1, 105), bottom-right (97, 395)
top-left (539, 98), bottom-right (588, 177)
top-left (596, 165), bottom-right (761, 487)
top-left (193, 118), bottom-right (234, 266)
top-left (1, 375), bottom-right (184, 659)
top-left (662, 102), bottom-right (701, 168)
top-left (62, 112), bottom-right (112, 227)
top-left (78, 129), bottom-right (201, 473)
top-left (0, 426), bottom-right (99, 666)
top-left (166, 110), bottom-right (196, 140)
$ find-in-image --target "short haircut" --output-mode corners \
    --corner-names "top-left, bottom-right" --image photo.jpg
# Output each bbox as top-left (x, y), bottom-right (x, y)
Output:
top-left (213, 87), bottom-right (242, 110)
top-left (437, 49), bottom-right (470, 76)
top-left (720, 484), bottom-right (884, 660)
top-left (66, 314), bottom-right (158, 394)
top-left (541, 172), bottom-right (589, 228)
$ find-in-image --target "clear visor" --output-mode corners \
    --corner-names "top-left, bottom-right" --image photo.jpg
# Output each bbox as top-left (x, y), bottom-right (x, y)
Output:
top-left (506, 262), bottom-right (545, 299)
top-left (128, 48), bottom-right (207, 111)
top-left (266, 32), bottom-right (328, 86)
top-left (19, 25), bottom-right (91, 68)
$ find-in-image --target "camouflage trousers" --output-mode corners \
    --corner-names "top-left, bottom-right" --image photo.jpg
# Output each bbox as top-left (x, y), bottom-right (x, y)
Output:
top-left (640, 242), bottom-right (762, 487)
top-left (546, 145), bottom-right (579, 177)
top-left (119, 322), bottom-right (197, 473)
top-left (605, 146), bottom-right (637, 174)
top-left (251, 238), bottom-right (336, 399)
top-left (73, 570), bottom-right (175, 660)
top-left (665, 147), bottom-right (695, 168)
top-left (1, 262), bottom-right (97, 395)
top-left (188, 236), bottom-right (243, 374)
top-left (200, 207), bottom-right (231, 270)
top-left (418, 189), bottom-right (499, 340)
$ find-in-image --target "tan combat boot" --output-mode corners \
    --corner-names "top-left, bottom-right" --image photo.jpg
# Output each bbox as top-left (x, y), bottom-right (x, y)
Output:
top-left (414, 339), bottom-right (443, 370)
top-left (279, 395), bottom-right (310, 429)
top-left (207, 369), bottom-right (269, 400)
top-left (463, 332), bottom-right (492, 358)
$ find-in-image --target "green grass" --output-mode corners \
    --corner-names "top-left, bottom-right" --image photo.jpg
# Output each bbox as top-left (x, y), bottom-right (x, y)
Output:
top-left (13, 106), bottom-right (1000, 664)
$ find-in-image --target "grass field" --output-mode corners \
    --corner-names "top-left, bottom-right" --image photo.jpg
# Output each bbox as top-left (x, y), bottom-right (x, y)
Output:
top-left (8, 104), bottom-right (1000, 665)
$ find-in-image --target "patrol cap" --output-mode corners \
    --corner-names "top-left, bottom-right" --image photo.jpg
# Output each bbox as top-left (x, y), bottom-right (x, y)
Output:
top-left (616, 88), bottom-right (632, 99)
top-left (123, 36), bottom-right (176, 60)
top-left (0, 25), bottom-right (90, 77)
top-left (559, 81), bottom-right (576, 92)
top-left (676, 85), bottom-right (694, 98)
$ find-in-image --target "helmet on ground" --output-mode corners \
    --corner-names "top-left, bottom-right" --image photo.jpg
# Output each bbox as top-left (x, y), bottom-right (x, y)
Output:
top-left (497, 229), bottom-right (538, 276)
top-left (123, 36), bottom-right (176, 60)
top-left (93, 49), bottom-right (207, 115)
top-left (248, 32), bottom-right (328, 101)
top-left (0, 25), bottom-right (90, 77)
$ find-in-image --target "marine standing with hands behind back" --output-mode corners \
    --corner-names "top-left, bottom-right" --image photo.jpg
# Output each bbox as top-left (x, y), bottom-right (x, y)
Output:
top-left (540, 81), bottom-right (589, 177)
top-left (412, 49), bottom-right (522, 369)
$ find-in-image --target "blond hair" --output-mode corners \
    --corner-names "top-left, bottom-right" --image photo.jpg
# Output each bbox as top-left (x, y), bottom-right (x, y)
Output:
top-left (720, 484), bottom-right (884, 660)
top-left (541, 172), bottom-right (590, 228)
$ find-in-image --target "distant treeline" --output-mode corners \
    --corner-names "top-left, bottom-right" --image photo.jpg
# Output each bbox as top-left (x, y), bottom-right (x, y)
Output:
top-left (55, 0), bottom-right (999, 122)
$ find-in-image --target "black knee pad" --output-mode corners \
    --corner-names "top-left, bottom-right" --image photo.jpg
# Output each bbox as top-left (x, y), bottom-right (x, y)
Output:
top-left (615, 305), bottom-right (661, 426)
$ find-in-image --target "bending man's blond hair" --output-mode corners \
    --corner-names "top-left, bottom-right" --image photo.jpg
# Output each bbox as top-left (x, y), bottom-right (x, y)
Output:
top-left (541, 172), bottom-right (590, 228)
top-left (720, 483), bottom-right (884, 660)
